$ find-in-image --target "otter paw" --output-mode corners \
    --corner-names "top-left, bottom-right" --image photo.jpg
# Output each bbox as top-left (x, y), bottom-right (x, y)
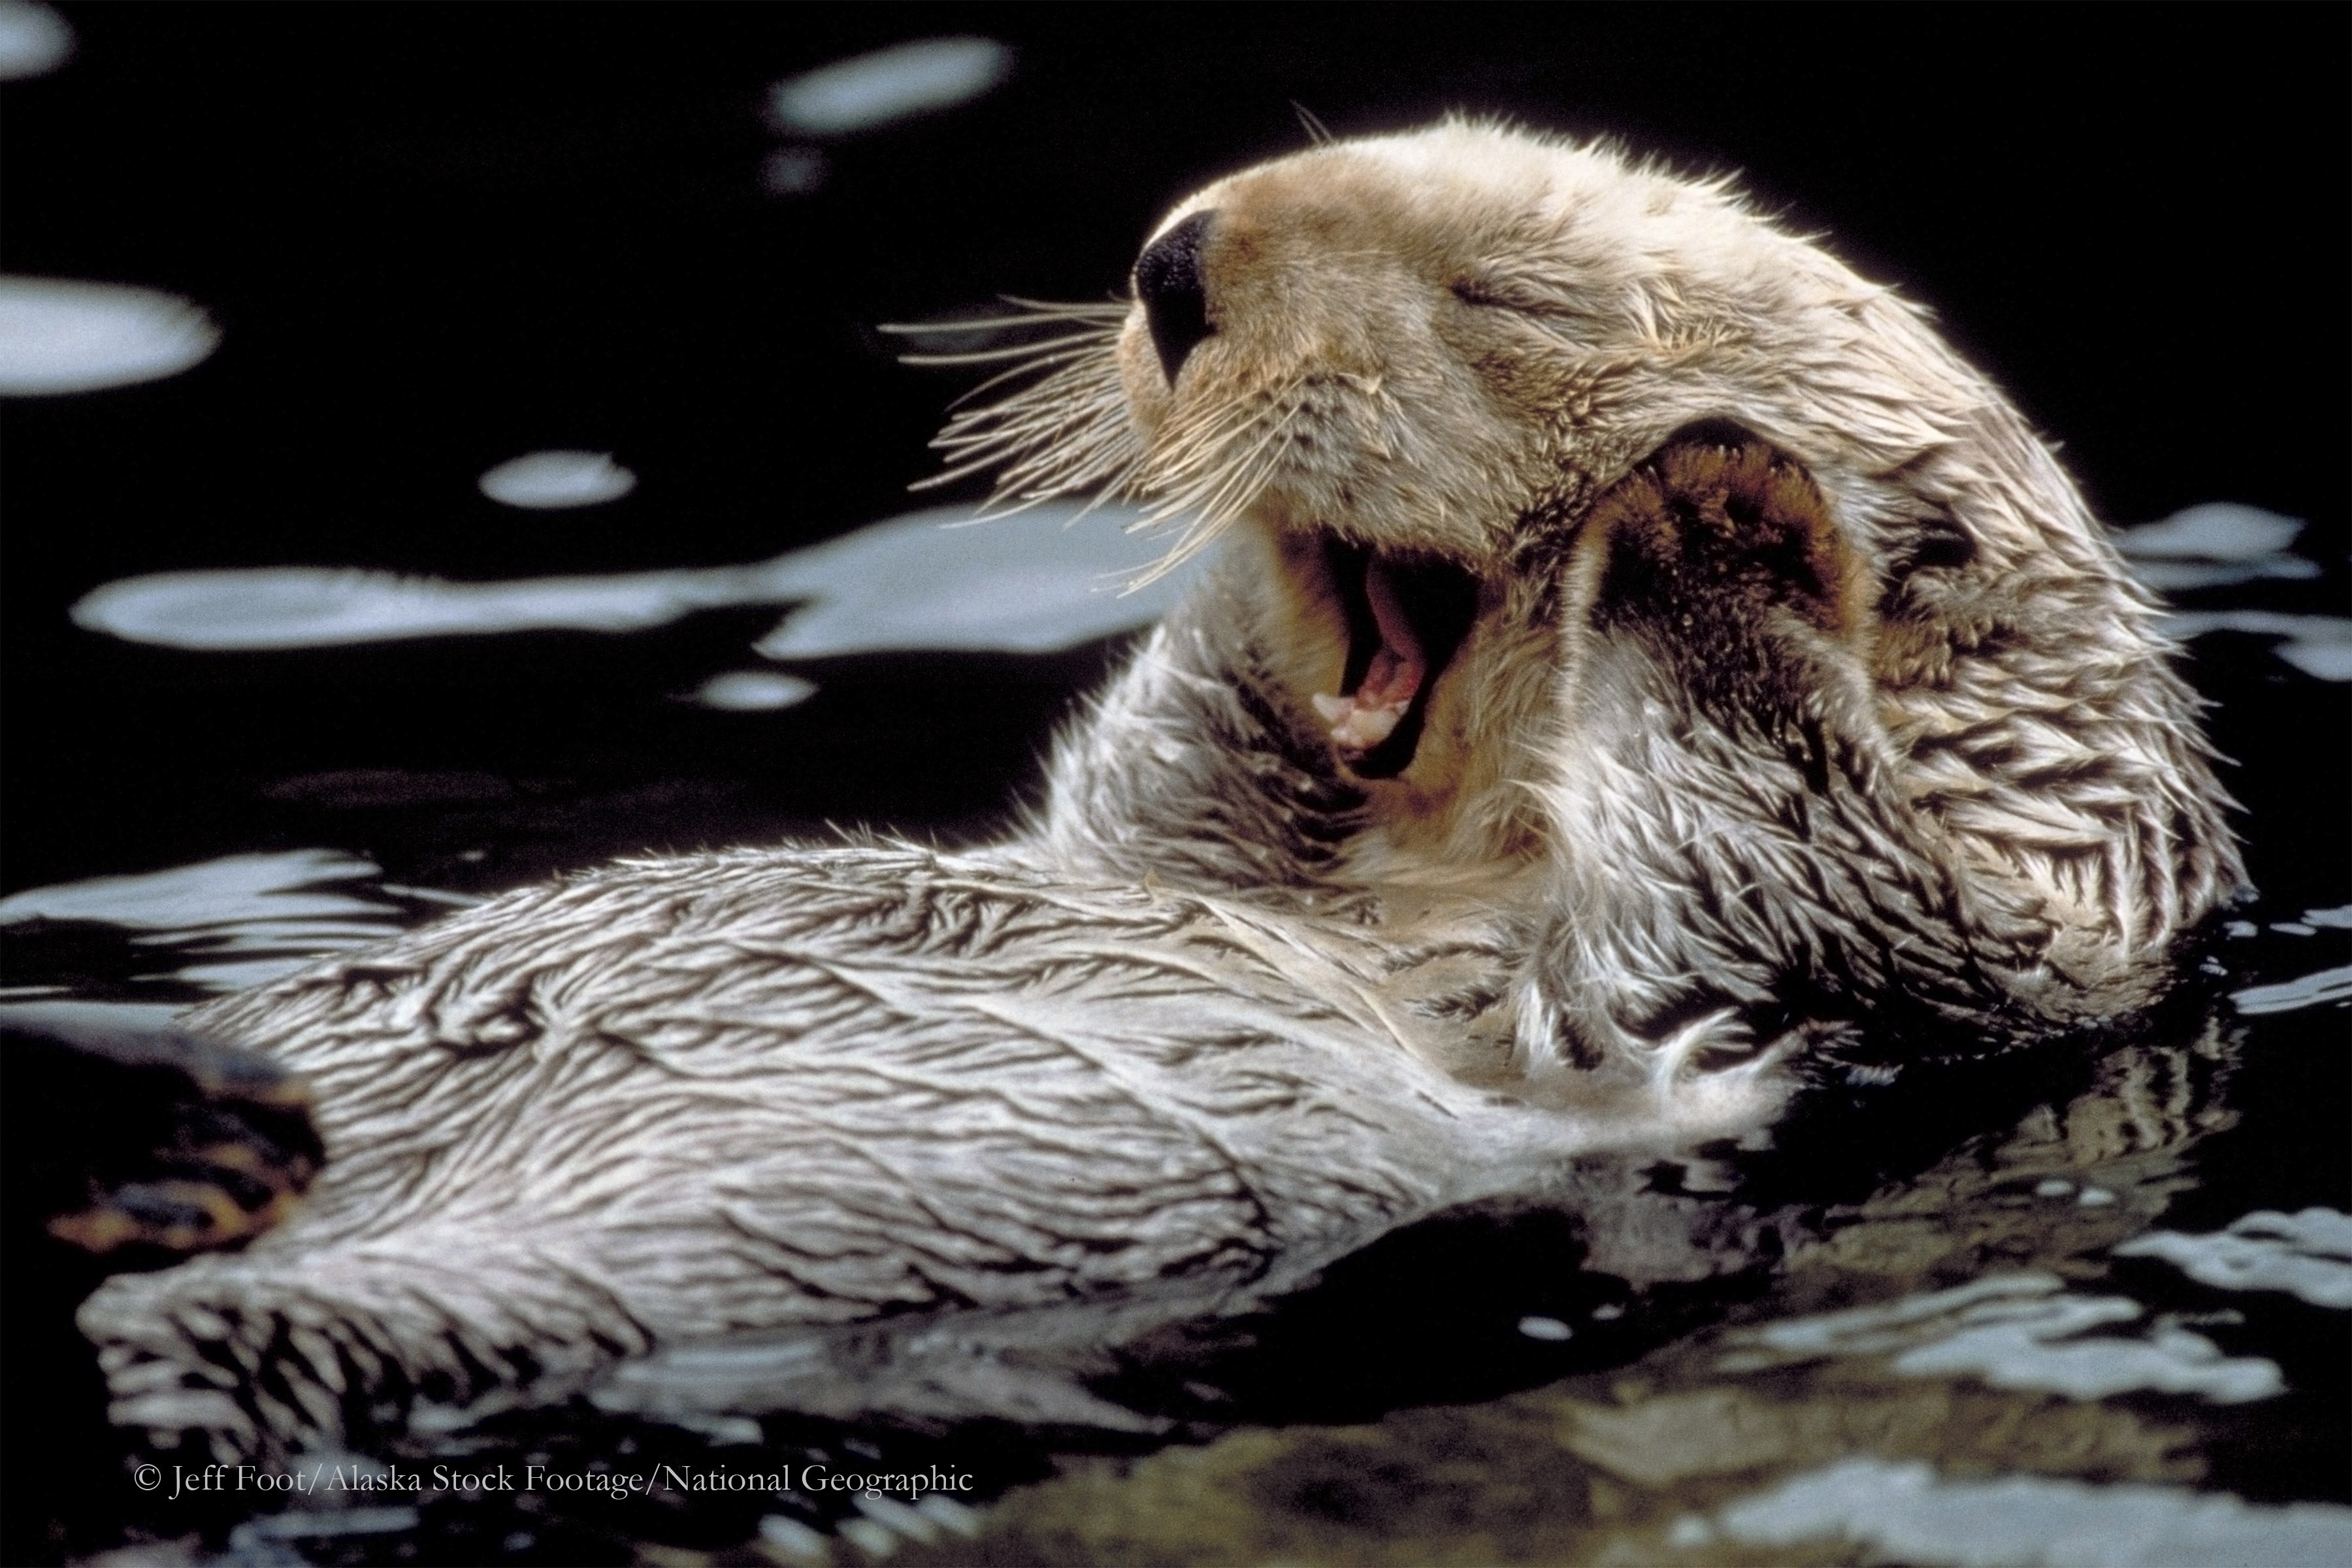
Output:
top-left (1, 1007), bottom-right (321, 1256)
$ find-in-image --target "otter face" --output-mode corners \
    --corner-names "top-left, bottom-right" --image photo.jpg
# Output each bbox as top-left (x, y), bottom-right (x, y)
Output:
top-left (1102, 126), bottom-right (1872, 829)
top-left (941, 122), bottom-right (2240, 980)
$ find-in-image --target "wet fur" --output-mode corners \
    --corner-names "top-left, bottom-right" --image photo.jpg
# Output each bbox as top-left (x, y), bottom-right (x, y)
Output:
top-left (80, 123), bottom-right (2241, 1462)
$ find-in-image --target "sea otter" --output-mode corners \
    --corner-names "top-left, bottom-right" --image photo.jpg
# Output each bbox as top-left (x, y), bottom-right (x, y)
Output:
top-left (76, 122), bottom-right (2240, 1463)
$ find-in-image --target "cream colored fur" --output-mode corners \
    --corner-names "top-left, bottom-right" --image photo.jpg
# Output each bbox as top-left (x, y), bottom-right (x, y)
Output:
top-left (78, 122), bottom-right (2242, 1463)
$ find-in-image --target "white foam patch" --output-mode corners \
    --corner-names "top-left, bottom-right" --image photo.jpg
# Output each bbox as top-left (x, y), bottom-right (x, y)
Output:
top-left (688, 670), bottom-right (817, 711)
top-left (0, 0), bottom-right (69, 78)
top-left (2231, 963), bottom-right (2352, 1017)
top-left (478, 451), bottom-right (636, 509)
top-left (2161, 612), bottom-right (2352, 683)
top-left (770, 37), bottom-right (1013, 135)
top-left (0, 276), bottom-right (220, 395)
top-left (1725, 1273), bottom-right (2281, 1403)
top-left (1699, 1458), bottom-right (2352, 1567)
top-left (0, 849), bottom-right (412, 994)
top-left (2119, 1209), bottom-right (2352, 1309)
top-left (72, 500), bottom-right (1209, 659)
top-left (2304, 905), bottom-right (2352, 930)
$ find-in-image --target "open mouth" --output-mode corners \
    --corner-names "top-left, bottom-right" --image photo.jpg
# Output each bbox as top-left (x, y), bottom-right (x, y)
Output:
top-left (1309, 541), bottom-right (1480, 779)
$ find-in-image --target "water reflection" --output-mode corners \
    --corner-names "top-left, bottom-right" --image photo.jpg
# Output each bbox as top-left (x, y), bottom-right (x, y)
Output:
top-left (0, 849), bottom-right (433, 998)
top-left (0, 0), bottom-right (70, 80)
top-left (1722, 1273), bottom-right (2284, 1403)
top-left (1693, 1457), bottom-right (2352, 1566)
top-left (2104, 500), bottom-right (2350, 679)
top-left (687, 668), bottom-right (819, 711)
top-left (0, 276), bottom-right (218, 395)
top-left (70, 500), bottom-right (1209, 674)
top-left (2119, 1209), bottom-right (2352, 1309)
top-left (476, 449), bottom-right (636, 509)
top-left (768, 38), bottom-right (1014, 136)
top-left (2231, 962), bottom-right (2352, 1015)
top-left (2114, 501), bottom-right (2319, 591)
top-left (2161, 612), bottom-right (2352, 683)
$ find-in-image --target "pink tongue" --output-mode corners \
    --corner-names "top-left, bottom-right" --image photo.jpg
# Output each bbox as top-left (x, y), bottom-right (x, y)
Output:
top-left (1311, 557), bottom-right (1427, 754)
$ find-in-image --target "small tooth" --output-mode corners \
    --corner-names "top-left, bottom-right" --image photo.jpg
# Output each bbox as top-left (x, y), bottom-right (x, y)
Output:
top-left (1311, 693), bottom-right (1352, 723)
top-left (1339, 704), bottom-right (1403, 748)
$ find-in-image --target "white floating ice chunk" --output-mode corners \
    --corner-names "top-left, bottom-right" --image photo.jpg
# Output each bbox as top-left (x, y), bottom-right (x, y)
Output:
top-left (771, 37), bottom-right (1013, 135)
top-left (0, 1), bottom-right (70, 79)
top-left (2118, 1209), bottom-right (2352, 1310)
top-left (0, 276), bottom-right (219, 395)
top-left (2115, 502), bottom-right (2304, 561)
top-left (691, 670), bottom-right (818, 711)
top-left (478, 450), bottom-right (636, 509)
top-left (2161, 612), bottom-right (2352, 683)
top-left (1712, 1458), bottom-right (2352, 1568)
top-left (73, 500), bottom-right (1209, 658)
top-left (1730, 1273), bottom-right (2281, 1403)
top-left (2231, 963), bottom-right (2352, 1017)
top-left (1516, 1315), bottom-right (1573, 1341)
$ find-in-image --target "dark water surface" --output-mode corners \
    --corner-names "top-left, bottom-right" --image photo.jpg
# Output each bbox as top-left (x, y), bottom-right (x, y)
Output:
top-left (3, 7), bottom-right (2346, 1565)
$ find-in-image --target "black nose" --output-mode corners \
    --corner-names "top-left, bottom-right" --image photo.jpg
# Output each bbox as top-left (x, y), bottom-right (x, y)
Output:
top-left (1135, 210), bottom-right (1216, 384)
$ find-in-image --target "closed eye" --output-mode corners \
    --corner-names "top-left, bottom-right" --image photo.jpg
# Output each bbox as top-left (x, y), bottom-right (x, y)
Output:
top-left (1450, 278), bottom-right (1517, 309)
top-left (1448, 276), bottom-right (1584, 320)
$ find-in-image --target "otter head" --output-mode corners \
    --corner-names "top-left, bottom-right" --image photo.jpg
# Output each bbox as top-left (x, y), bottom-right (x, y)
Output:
top-left (938, 121), bottom-right (2241, 1001)
top-left (1096, 125), bottom-right (1948, 853)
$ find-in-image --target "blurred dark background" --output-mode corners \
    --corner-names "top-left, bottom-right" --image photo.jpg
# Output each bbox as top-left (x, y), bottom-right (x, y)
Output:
top-left (3, 1), bottom-right (2345, 895)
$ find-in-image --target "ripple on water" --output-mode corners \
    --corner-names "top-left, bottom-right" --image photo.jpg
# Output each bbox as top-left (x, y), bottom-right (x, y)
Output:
top-left (1687, 1458), bottom-right (2352, 1567)
top-left (1720, 1273), bottom-right (2283, 1404)
top-left (69, 500), bottom-right (1211, 679)
top-left (2119, 1209), bottom-right (2352, 1310)
top-left (0, 848), bottom-right (430, 996)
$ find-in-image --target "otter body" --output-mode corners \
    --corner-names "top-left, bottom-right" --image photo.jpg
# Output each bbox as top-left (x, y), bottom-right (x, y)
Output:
top-left (82, 123), bottom-right (2239, 1460)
